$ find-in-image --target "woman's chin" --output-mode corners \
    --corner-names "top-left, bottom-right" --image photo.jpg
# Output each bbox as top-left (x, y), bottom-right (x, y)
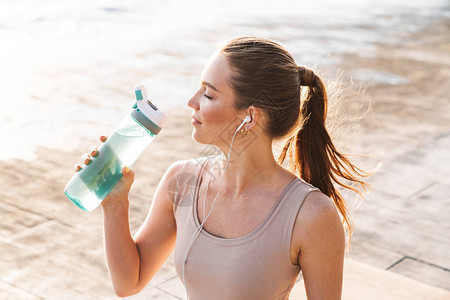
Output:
top-left (191, 129), bottom-right (204, 144)
top-left (191, 130), bottom-right (215, 147)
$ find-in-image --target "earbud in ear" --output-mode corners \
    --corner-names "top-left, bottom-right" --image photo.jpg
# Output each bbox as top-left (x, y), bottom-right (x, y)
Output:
top-left (236, 115), bottom-right (252, 132)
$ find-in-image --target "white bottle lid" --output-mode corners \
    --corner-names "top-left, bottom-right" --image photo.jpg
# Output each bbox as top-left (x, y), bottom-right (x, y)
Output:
top-left (131, 84), bottom-right (167, 135)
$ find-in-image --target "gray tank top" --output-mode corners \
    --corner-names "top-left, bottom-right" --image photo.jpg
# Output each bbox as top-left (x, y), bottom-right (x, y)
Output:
top-left (173, 156), bottom-right (319, 300)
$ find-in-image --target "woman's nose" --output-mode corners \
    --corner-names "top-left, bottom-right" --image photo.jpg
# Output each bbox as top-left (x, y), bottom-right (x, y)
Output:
top-left (187, 90), bottom-right (200, 110)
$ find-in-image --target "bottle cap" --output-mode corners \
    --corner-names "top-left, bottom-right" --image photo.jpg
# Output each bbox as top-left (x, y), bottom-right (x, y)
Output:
top-left (131, 84), bottom-right (167, 135)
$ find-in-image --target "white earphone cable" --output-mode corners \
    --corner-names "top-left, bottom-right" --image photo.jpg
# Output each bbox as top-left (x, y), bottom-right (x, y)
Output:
top-left (182, 118), bottom-right (248, 300)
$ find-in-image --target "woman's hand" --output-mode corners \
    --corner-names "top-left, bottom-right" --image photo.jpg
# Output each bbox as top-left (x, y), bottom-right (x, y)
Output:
top-left (102, 163), bottom-right (135, 210)
top-left (74, 135), bottom-right (135, 210)
top-left (74, 135), bottom-right (108, 172)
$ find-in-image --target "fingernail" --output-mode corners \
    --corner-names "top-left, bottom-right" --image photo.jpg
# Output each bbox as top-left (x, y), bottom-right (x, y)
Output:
top-left (125, 167), bottom-right (129, 174)
top-left (82, 153), bottom-right (91, 165)
top-left (89, 147), bottom-right (98, 157)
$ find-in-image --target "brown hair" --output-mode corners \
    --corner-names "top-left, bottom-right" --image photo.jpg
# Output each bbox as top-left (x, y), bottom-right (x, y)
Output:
top-left (221, 37), bottom-right (370, 251)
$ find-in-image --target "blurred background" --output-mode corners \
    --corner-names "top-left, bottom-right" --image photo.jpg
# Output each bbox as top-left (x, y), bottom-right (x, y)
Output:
top-left (0, 0), bottom-right (449, 299)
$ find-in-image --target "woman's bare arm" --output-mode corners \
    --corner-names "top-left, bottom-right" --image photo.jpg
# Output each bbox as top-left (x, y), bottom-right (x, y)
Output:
top-left (102, 160), bottom-right (187, 297)
top-left (296, 191), bottom-right (346, 300)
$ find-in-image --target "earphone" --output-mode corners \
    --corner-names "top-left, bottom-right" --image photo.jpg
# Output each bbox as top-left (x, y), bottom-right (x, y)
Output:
top-left (182, 115), bottom-right (251, 300)
top-left (240, 115), bottom-right (252, 130)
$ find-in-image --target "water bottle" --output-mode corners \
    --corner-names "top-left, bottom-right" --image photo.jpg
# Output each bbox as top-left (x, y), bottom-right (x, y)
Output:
top-left (64, 84), bottom-right (167, 211)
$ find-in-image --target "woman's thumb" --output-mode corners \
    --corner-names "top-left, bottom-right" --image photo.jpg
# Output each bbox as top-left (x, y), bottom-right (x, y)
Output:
top-left (122, 166), bottom-right (135, 182)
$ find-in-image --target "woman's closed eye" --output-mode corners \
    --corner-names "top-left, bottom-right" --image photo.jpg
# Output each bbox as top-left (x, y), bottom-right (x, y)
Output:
top-left (203, 93), bottom-right (213, 100)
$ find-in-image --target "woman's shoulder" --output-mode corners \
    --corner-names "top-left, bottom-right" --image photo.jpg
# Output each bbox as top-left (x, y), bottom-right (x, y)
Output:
top-left (168, 156), bottom-right (215, 210)
top-left (168, 156), bottom-right (211, 175)
top-left (165, 156), bottom-right (212, 189)
top-left (300, 190), bottom-right (339, 222)
top-left (292, 189), bottom-right (344, 253)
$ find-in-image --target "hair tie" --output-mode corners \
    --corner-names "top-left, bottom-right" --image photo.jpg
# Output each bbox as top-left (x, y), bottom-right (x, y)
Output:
top-left (297, 66), bottom-right (316, 87)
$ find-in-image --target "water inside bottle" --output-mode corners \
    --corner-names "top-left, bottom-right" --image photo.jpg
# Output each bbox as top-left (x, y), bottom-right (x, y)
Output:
top-left (78, 123), bottom-right (155, 200)
top-left (78, 142), bottom-right (123, 199)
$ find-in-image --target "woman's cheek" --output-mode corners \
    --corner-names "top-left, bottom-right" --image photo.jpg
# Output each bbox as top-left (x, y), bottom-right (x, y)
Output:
top-left (204, 107), bottom-right (230, 129)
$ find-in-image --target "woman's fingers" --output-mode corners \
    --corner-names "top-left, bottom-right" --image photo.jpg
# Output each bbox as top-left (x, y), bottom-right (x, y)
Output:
top-left (88, 146), bottom-right (98, 157)
top-left (74, 136), bottom-right (106, 173)
top-left (75, 164), bottom-right (82, 172)
top-left (81, 153), bottom-right (92, 165)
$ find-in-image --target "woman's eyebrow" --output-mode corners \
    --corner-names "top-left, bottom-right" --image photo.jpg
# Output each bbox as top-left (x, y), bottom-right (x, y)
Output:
top-left (201, 81), bottom-right (220, 93)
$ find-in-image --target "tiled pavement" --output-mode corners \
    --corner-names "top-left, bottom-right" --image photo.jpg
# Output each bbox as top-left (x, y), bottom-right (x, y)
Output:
top-left (1, 131), bottom-right (448, 299)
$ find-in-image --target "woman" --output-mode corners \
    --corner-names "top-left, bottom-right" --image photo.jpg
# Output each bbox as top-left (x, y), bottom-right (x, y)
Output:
top-left (78, 37), bottom-right (369, 299)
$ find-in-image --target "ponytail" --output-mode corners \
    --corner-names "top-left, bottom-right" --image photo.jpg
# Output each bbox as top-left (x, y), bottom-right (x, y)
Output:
top-left (277, 66), bottom-right (370, 251)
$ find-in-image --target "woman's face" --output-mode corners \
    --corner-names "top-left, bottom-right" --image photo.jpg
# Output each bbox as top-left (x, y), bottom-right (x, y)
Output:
top-left (187, 52), bottom-right (245, 148)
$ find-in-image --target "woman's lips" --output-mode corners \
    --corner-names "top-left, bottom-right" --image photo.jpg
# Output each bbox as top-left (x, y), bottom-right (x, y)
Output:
top-left (191, 116), bottom-right (202, 125)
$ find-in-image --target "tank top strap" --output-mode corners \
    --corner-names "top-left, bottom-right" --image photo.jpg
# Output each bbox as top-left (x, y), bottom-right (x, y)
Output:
top-left (269, 178), bottom-right (320, 265)
top-left (173, 156), bottom-right (214, 215)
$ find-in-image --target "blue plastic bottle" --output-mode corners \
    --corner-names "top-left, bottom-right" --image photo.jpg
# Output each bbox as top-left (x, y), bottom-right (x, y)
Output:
top-left (64, 84), bottom-right (167, 211)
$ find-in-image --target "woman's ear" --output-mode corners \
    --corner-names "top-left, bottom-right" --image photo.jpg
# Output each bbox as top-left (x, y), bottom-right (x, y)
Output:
top-left (245, 106), bottom-right (261, 130)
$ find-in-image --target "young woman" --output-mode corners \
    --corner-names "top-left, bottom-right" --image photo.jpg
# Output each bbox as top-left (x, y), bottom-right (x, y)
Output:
top-left (78, 37), bottom-right (369, 299)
